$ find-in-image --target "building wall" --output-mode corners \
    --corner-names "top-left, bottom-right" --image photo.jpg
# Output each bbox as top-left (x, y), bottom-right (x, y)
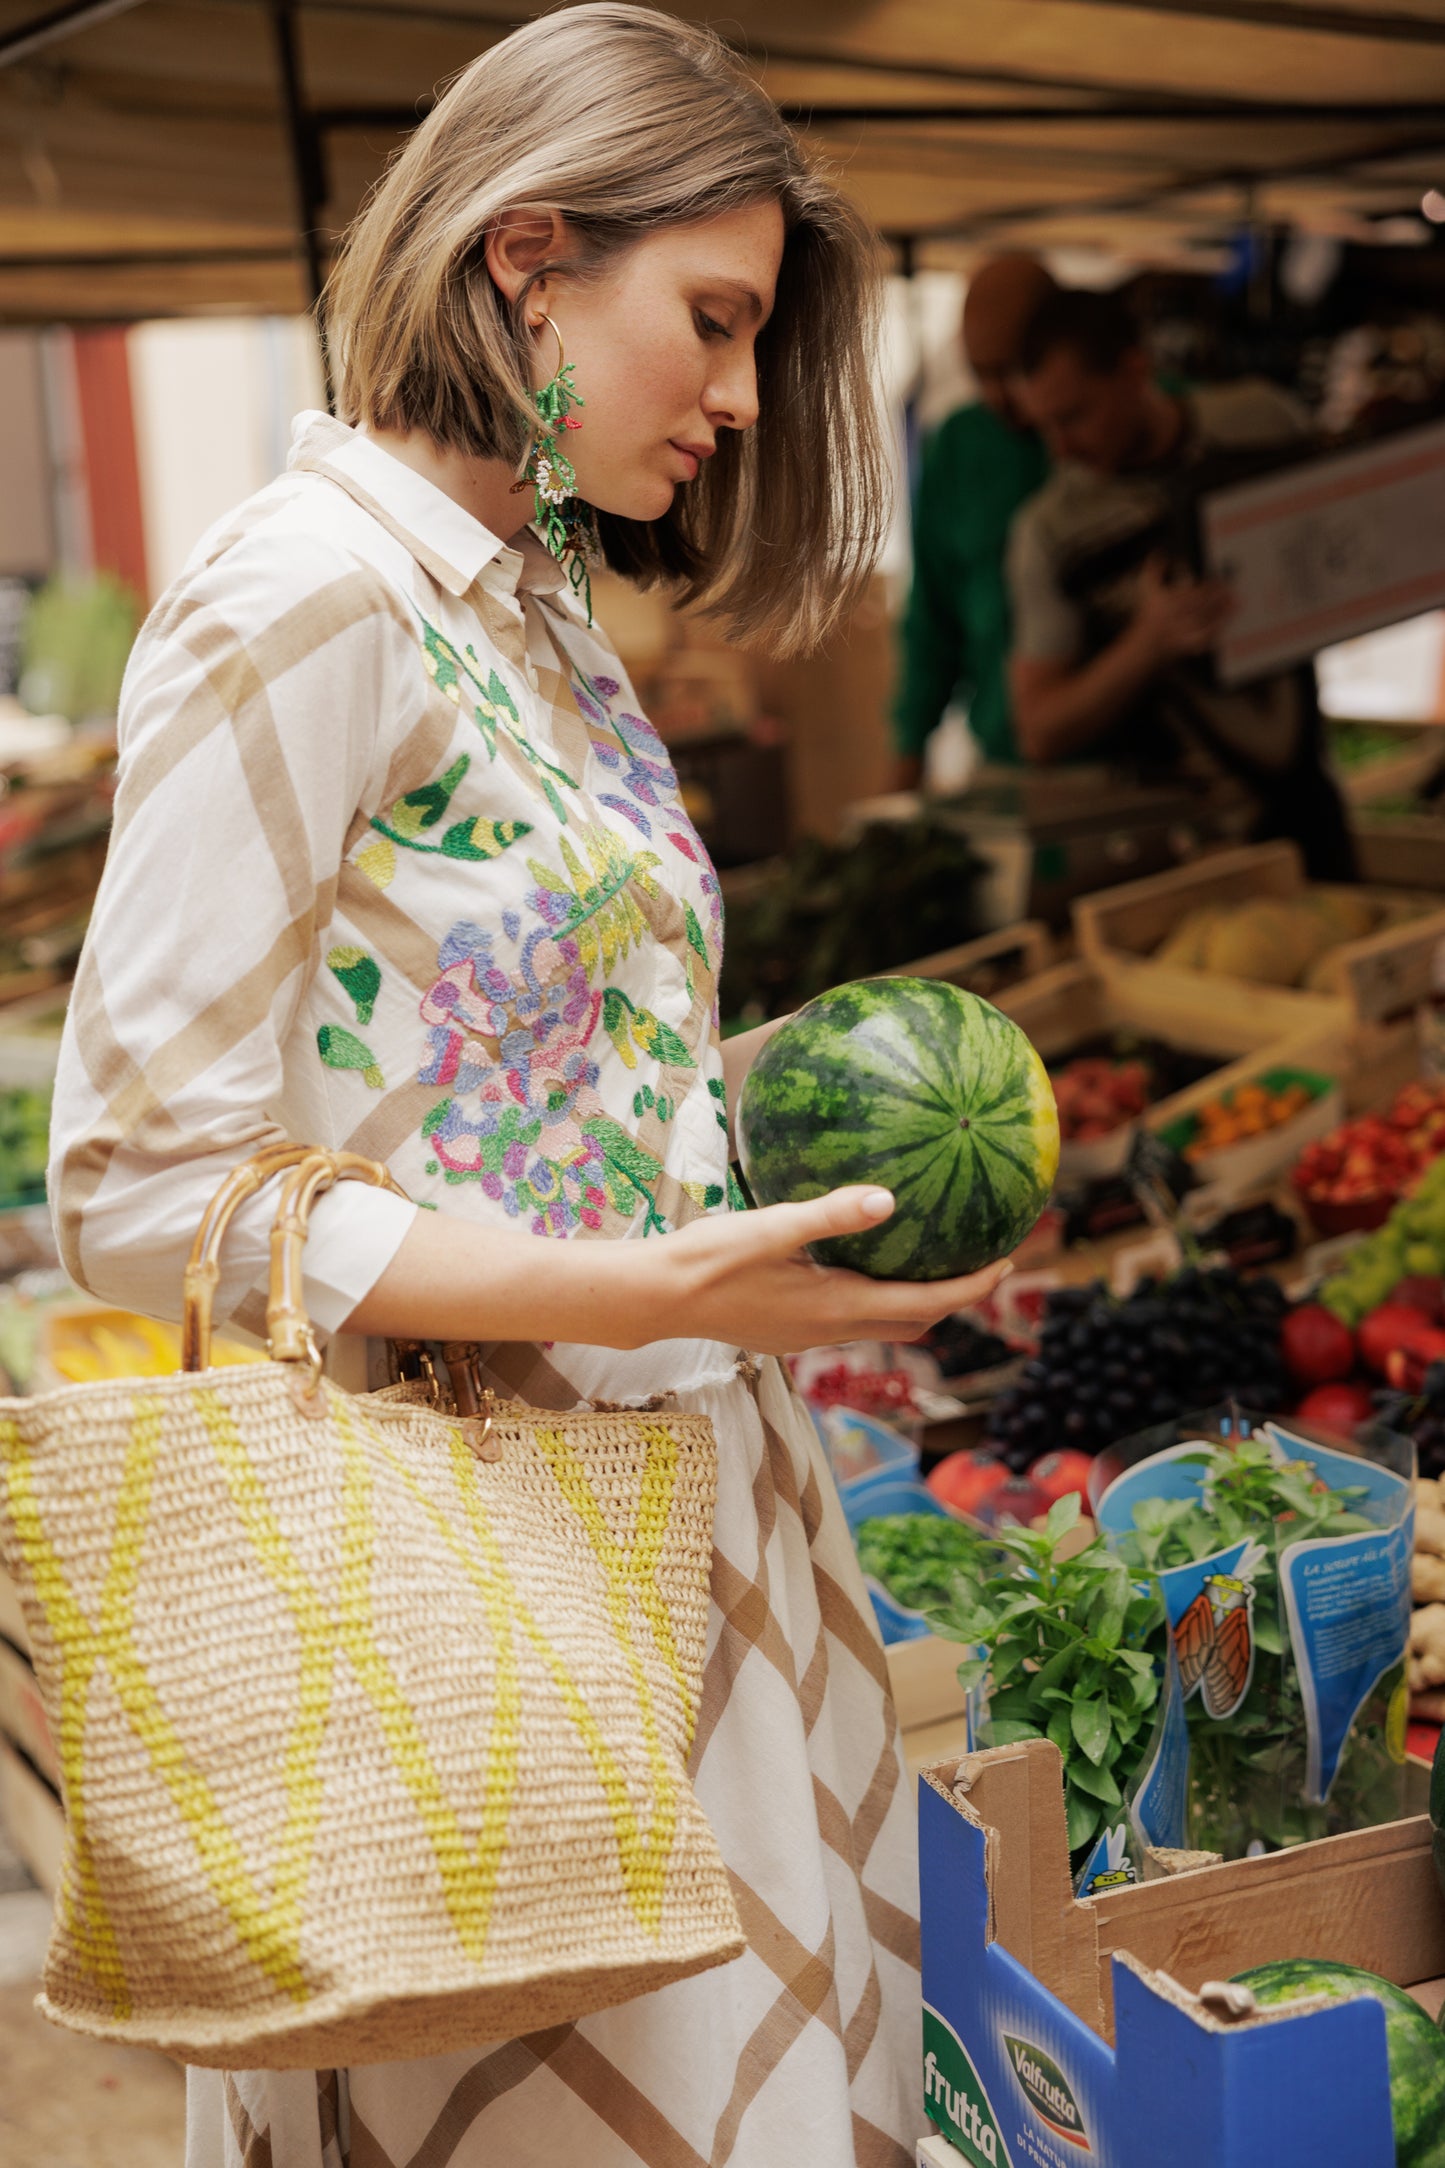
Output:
top-left (129, 317), bottom-right (325, 596)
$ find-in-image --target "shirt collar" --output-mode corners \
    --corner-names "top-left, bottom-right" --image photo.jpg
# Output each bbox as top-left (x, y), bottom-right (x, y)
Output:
top-left (287, 410), bottom-right (568, 601)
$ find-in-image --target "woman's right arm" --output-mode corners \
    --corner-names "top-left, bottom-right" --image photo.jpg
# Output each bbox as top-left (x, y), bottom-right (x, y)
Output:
top-left (48, 525), bottom-right (423, 1338)
top-left (345, 1184), bottom-right (1013, 1356)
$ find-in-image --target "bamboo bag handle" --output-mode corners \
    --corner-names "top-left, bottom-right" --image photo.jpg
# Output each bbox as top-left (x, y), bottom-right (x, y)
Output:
top-left (181, 1147), bottom-right (410, 1375)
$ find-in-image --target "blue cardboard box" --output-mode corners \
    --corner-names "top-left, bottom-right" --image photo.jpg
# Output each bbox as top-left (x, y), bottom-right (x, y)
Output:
top-left (919, 1738), bottom-right (1444, 2168)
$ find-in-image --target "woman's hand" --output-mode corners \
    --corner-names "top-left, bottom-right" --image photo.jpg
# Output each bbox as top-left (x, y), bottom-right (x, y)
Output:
top-left (624, 1184), bottom-right (1013, 1355)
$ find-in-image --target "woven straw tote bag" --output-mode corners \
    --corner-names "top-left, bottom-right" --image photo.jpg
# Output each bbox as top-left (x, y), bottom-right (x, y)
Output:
top-left (0, 1145), bottom-right (743, 2068)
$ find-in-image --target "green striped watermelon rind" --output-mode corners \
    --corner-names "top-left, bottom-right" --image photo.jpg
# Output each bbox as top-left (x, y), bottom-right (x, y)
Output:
top-left (1231, 1961), bottom-right (1445, 2168)
top-left (736, 976), bottom-right (1060, 1283)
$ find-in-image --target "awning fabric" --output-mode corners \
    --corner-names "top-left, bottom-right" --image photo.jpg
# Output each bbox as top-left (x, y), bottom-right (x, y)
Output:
top-left (2, 0), bottom-right (1445, 319)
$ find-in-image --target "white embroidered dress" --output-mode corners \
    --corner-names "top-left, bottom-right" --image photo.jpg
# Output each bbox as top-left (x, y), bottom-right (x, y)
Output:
top-left (48, 413), bottom-right (924, 2168)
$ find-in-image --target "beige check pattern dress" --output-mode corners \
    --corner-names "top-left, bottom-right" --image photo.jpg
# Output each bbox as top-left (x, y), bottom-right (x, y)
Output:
top-left (48, 414), bottom-right (924, 2168)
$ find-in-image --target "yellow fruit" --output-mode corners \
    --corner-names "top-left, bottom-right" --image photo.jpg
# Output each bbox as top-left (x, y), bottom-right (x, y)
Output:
top-left (1156, 906), bottom-right (1224, 969)
top-left (1204, 902), bottom-right (1317, 985)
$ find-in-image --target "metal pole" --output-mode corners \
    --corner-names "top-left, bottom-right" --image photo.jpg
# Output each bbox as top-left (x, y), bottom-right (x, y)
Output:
top-left (0, 0), bottom-right (145, 69)
top-left (271, 0), bottom-right (332, 405)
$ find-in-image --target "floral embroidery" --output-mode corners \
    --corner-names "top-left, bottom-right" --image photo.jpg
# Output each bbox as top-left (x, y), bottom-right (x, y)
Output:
top-left (601, 987), bottom-right (694, 1071)
top-left (414, 910), bottom-right (688, 1238)
top-left (633, 1083), bottom-right (675, 1124)
top-left (373, 630), bottom-right (730, 1239)
top-left (327, 944), bottom-right (380, 1024)
top-left (421, 618), bottom-right (578, 823)
top-left (318, 1023), bottom-right (384, 1089)
top-left (524, 826), bottom-right (662, 980)
top-left (707, 1075), bottom-right (729, 1135)
top-left (358, 752), bottom-right (534, 891)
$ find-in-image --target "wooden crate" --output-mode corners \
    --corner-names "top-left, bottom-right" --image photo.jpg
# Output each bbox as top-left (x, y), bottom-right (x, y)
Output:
top-left (0, 1558), bottom-right (63, 1892)
top-left (1354, 810), bottom-right (1445, 894)
top-left (1071, 840), bottom-right (1445, 1107)
top-left (993, 957), bottom-right (1342, 1137)
top-left (1073, 841), bottom-right (1445, 1028)
top-left (895, 920), bottom-right (1052, 997)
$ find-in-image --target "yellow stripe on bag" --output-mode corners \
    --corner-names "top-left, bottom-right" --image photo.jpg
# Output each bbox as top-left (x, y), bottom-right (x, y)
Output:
top-left (99, 1397), bottom-right (311, 2001)
top-left (0, 1416), bottom-right (131, 2016)
top-left (193, 1389), bottom-right (339, 1977)
top-left (533, 1424), bottom-right (680, 1931)
top-left (355, 1406), bottom-right (671, 1926)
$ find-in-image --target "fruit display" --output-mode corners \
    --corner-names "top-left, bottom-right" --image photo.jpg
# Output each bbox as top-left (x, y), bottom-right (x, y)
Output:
top-left (1151, 887), bottom-right (1403, 991)
top-left (1320, 1152), bottom-right (1445, 1326)
top-left (803, 1361), bottom-right (918, 1419)
top-left (1052, 1056), bottom-right (1149, 1142)
top-left (985, 1266), bottom-right (1289, 1471)
top-left (917, 1313), bottom-right (1014, 1379)
top-left (0, 1083), bottom-right (51, 1201)
top-left (1229, 1964), bottom-right (1445, 2168)
top-left (1178, 1075), bottom-right (1318, 1165)
top-left (737, 977), bottom-right (1060, 1281)
top-left (1281, 1301), bottom-right (1356, 1387)
top-left (1294, 1081), bottom-right (1445, 1227)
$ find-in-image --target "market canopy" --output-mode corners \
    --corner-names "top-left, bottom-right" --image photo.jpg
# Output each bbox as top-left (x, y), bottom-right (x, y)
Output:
top-left (2, 0), bottom-right (1445, 320)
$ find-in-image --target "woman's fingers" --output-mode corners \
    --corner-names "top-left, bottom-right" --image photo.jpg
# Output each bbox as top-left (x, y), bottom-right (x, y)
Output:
top-left (741, 1185), bottom-right (896, 1258)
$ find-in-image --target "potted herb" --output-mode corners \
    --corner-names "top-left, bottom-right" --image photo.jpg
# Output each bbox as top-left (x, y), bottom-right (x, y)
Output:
top-left (1109, 1427), bottom-right (1410, 1857)
top-left (930, 1496), bottom-right (1165, 1869)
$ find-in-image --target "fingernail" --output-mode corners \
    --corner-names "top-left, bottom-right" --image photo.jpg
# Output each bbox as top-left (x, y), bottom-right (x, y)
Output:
top-left (995, 1261), bottom-right (1015, 1280)
top-left (862, 1188), bottom-right (895, 1220)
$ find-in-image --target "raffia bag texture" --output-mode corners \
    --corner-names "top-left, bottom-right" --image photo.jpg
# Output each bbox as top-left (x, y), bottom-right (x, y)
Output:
top-left (0, 1148), bottom-right (743, 2067)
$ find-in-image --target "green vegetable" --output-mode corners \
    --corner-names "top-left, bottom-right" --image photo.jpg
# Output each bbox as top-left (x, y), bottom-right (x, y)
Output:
top-left (932, 1495), bottom-right (1164, 1867)
top-left (0, 1084), bottom-right (52, 1202)
top-left (1119, 1437), bottom-right (1400, 1855)
top-left (1232, 1962), bottom-right (1445, 2168)
top-left (718, 818), bottom-right (985, 1026)
top-left (737, 976), bottom-right (1059, 1281)
top-left (855, 1513), bottom-right (988, 1616)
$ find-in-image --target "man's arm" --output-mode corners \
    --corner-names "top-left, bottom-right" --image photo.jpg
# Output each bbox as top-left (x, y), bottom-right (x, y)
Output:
top-left (1009, 551), bottom-right (1235, 767)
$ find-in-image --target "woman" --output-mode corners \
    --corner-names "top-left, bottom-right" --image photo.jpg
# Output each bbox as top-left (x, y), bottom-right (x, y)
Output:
top-left (49, 10), bottom-right (1010, 2163)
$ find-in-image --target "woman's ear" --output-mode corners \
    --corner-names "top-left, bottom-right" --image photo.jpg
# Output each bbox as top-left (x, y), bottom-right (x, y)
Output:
top-left (485, 206), bottom-right (570, 308)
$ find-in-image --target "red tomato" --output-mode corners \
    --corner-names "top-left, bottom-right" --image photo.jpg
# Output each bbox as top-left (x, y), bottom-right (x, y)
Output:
top-left (1281, 1303), bottom-right (1356, 1387)
top-left (926, 1450), bottom-right (1011, 1519)
top-left (1026, 1450), bottom-right (1096, 1508)
top-left (1293, 1382), bottom-right (1375, 1435)
top-left (1358, 1301), bottom-right (1443, 1376)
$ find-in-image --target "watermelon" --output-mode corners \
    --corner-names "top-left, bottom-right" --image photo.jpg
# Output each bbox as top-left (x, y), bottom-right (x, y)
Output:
top-left (1431, 1722), bottom-right (1445, 1914)
top-left (736, 977), bottom-right (1059, 1281)
top-left (1232, 1961), bottom-right (1445, 2167)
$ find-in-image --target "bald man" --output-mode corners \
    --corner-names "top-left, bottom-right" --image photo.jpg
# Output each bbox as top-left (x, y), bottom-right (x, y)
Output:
top-left (891, 255), bottom-right (1055, 788)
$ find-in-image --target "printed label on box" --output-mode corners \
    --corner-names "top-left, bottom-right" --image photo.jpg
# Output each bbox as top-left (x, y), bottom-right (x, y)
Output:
top-left (924, 2004), bottom-right (1012, 2166)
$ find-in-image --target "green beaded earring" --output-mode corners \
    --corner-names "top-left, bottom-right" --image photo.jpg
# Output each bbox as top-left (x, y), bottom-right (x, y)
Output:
top-left (512, 310), bottom-right (596, 620)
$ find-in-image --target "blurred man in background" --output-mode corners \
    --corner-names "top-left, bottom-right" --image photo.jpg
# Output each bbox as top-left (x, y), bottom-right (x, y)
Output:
top-left (890, 253), bottom-right (1055, 789)
top-left (1006, 285), bottom-right (1354, 878)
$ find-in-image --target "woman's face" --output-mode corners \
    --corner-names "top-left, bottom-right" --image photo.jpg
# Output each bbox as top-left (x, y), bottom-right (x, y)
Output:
top-left (533, 200), bottom-right (785, 522)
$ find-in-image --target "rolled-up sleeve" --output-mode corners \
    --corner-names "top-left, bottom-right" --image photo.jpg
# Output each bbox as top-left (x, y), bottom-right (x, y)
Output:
top-left (49, 521), bottom-right (421, 1336)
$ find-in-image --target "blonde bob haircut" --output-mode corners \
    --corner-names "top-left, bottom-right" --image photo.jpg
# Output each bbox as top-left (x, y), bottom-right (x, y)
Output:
top-left (327, 2), bottom-right (889, 657)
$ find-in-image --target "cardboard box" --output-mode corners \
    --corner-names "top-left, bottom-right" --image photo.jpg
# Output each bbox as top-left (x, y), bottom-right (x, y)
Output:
top-left (919, 1737), bottom-right (1443, 2168)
